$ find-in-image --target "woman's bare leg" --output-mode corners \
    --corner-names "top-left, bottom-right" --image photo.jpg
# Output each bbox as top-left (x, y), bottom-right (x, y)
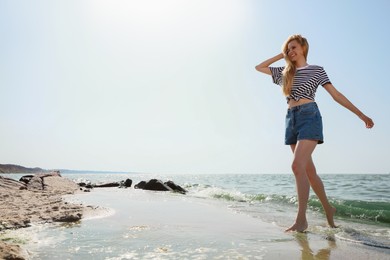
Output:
top-left (305, 158), bottom-right (337, 228)
top-left (285, 140), bottom-right (317, 232)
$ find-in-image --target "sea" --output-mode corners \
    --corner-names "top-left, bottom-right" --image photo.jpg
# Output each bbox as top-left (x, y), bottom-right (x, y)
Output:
top-left (2, 173), bottom-right (390, 259)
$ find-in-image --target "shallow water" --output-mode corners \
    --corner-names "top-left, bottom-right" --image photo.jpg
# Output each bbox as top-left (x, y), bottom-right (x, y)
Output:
top-left (24, 189), bottom-right (290, 259)
top-left (2, 173), bottom-right (390, 259)
top-left (65, 173), bottom-right (390, 224)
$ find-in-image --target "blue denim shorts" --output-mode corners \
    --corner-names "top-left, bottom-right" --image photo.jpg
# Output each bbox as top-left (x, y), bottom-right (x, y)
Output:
top-left (285, 102), bottom-right (323, 145)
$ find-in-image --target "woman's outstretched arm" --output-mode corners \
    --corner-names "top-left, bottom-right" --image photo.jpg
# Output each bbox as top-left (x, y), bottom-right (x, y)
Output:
top-left (323, 83), bottom-right (374, 128)
top-left (255, 53), bottom-right (284, 75)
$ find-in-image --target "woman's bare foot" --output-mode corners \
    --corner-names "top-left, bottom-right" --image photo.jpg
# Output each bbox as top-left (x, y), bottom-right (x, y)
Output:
top-left (326, 206), bottom-right (337, 228)
top-left (285, 220), bottom-right (308, 232)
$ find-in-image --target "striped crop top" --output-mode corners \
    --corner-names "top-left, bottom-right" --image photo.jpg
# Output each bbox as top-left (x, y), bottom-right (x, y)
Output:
top-left (269, 65), bottom-right (331, 103)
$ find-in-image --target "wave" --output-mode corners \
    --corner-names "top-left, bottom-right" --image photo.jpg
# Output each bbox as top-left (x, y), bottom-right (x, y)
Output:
top-left (336, 227), bottom-right (390, 249)
top-left (187, 185), bottom-right (390, 225)
top-left (309, 199), bottom-right (390, 224)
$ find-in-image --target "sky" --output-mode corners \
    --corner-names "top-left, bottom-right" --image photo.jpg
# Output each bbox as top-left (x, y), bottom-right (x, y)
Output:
top-left (1, 0), bottom-right (389, 174)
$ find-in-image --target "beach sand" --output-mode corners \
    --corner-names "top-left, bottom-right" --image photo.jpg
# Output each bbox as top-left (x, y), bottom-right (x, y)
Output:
top-left (0, 174), bottom-right (100, 260)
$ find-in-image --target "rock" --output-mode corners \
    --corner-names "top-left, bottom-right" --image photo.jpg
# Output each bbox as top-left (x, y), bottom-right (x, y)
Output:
top-left (122, 178), bottom-right (132, 188)
top-left (134, 181), bottom-right (146, 189)
top-left (0, 241), bottom-right (29, 260)
top-left (164, 180), bottom-right (187, 194)
top-left (0, 173), bottom-right (85, 259)
top-left (77, 182), bottom-right (93, 189)
top-left (27, 175), bottom-right (45, 190)
top-left (135, 179), bottom-right (167, 191)
top-left (53, 213), bottom-right (82, 222)
top-left (0, 176), bottom-right (27, 190)
top-left (94, 182), bottom-right (120, 188)
top-left (43, 175), bottom-right (79, 194)
top-left (78, 182), bottom-right (87, 187)
top-left (0, 219), bottom-right (31, 230)
top-left (19, 175), bottom-right (34, 184)
top-left (80, 179), bottom-right (132, 189)
top-left (144, 179), bottom-right (173, 191)
top-left (36, 171), bottom-right (62, 178)
top-left (21, 172), bottom-right (64, 191)
top-left (134, 179), bottom-right (186, 194)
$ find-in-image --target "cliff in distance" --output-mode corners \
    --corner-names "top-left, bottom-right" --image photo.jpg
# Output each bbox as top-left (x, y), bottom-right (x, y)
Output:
top-left (0, 164), bottom-right (47, 173)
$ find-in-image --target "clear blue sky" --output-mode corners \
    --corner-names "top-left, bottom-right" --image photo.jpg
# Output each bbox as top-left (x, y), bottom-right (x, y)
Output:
top-left (1, 0), bottom-right (389, 174)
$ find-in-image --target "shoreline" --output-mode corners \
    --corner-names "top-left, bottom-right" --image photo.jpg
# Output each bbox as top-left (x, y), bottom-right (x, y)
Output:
top-left (0, 173), bottom-right (102, 260)
top-left (2, 173), bottom-right (389, 259)
top-left (26, 187), bottom-right (390, 259)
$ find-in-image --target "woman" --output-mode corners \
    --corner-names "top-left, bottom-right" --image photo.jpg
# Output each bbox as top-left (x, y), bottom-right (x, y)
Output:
top-left (255, 34), bottom-right (374, 232)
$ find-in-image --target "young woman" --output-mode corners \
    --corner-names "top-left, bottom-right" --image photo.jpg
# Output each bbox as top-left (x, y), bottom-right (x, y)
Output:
top-left (255, 34), bottom-right (374, 232)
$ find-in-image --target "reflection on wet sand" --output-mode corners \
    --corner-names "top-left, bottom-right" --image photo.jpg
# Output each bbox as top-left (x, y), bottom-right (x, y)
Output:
top-left (295, 233), bottom-right (337, 260)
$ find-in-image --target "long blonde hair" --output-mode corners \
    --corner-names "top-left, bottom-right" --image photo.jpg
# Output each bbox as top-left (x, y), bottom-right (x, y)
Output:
top-left (282, 35), bottom-right (309, 96)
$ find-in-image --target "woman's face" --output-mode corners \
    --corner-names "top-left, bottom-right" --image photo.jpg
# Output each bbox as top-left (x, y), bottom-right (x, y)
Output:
top-left (286, 40), bottom-right (305, 62)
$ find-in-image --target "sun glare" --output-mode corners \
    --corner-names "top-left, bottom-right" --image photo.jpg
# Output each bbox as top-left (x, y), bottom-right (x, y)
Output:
top-left (87, 0), bottom-right (245, 37)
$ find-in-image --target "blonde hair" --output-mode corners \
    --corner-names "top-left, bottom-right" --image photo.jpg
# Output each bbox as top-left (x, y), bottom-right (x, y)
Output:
top-left (281, 35), bottom-right (309, 96)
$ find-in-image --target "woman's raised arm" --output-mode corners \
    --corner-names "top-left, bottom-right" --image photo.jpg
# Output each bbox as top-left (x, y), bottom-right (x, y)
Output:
top-left (255, 53), bottom-right (284, 75)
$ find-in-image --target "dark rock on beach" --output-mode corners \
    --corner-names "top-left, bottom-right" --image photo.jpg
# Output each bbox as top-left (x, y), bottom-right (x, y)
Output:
top-left (81, 178), bottom-right (133, 189)
top-left (78, 182), bottom-right (94, 189)
top-left (164, 180), bottom-right (187, 194)
top-left (76, 178), bottom-right (183, 193)
top-left (144, 179), bottom-right (173, 191)
top-left (19, 175), bottom-right (34, 184)
top-left (123, 178), bottom-right (132, 188)
top-left (94, 182), bottom-right (121, 188)
top-left (134, 181), bottom-right (146, 189)
top-left (135, 179), bottom-right (187, 194)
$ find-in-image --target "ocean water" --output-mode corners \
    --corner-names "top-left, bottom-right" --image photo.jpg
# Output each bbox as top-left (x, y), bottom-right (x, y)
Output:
top-left (2, 173), bottom-right (390, 259)
top-left (68, 173), bottom-right (390, 225)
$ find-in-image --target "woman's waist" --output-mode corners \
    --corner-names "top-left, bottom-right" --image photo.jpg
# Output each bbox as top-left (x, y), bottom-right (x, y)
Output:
top-left (288, 98), bottom-right (315, 109)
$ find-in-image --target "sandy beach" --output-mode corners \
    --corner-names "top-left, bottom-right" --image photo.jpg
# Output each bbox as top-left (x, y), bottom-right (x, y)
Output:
top-left (0, 173), bottom-right (98, 259)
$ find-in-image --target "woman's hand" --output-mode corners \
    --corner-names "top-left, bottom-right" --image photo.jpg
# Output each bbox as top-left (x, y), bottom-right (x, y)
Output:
top-left (359, 114), bottom-right (374, 129)
top-left (255, 53), bottom-right (284, 75)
